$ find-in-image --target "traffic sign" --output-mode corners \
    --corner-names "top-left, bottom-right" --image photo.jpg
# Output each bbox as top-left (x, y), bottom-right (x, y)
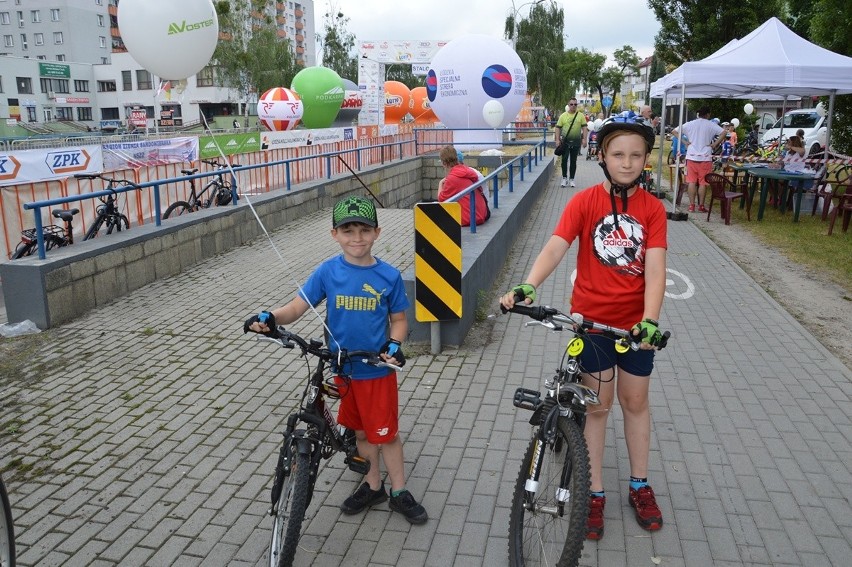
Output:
top-left (602, 96), bottom-right (613, 108)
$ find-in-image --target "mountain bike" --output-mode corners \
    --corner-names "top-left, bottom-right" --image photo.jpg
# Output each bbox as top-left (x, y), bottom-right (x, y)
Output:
top-left (1, 474), bottom-right (15, 567)
top-left (74, 173), bottom-right (137, 240)
top-left (503, 302), bottom-right (669, 567)
top-left (162, 159), bottom-right (238, 219)
top-left (9, 208), bottom-right (79, 260)
top-left (250, 325), bottom-right (398, 567)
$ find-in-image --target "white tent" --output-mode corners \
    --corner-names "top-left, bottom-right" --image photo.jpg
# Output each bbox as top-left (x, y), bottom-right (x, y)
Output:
top-left (648, 17), bottom-right (852, 216)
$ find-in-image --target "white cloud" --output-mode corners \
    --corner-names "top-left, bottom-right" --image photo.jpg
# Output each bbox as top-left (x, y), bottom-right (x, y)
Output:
top-left (324, 0), bottom-right (660, 65)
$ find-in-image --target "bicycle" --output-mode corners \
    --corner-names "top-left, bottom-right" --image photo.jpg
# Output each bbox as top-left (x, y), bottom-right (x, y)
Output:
top-left (162, 159), bottom-right (238, 219)
top-left (1, 474), bottom-right (15, 567)
top-left (9, 208), bottom-right (79, 260)
top-left (250, 325), bottom-right (398, 567)
top-left (74, 173), bottom-right (136, 240)
top-left (502, 302), bottom-right (669, 567)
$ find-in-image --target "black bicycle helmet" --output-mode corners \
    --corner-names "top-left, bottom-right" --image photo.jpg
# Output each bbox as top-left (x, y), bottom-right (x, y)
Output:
top-left (596, 112), bottom-right (656, 230)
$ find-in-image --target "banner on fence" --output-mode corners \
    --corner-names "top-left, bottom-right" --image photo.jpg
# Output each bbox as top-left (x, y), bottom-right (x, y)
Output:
top-left (0, 145), bottom-right (103, 187)
top-left (102, 137), bottom-right (200, 170)
top-left (259, 127), bottom-right (355, 151)
top-left (198, 132), bottom-right (260, 159)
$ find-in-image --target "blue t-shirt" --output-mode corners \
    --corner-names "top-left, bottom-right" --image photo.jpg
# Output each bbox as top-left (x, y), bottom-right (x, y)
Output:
top-left (721, 140), bottom-right (733, 158)
top-left (299, 255), bottom-right (410, 379)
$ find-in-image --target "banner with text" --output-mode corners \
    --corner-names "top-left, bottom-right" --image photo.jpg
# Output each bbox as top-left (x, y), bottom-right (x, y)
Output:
top-left (103, 137), bottom-right (200, 170)
top-left (0, 145), bottom-right (103, 187)
top-left (198, 132), bottom-right (261, 159)
top-left (260, 127), bottom-right (355, 150)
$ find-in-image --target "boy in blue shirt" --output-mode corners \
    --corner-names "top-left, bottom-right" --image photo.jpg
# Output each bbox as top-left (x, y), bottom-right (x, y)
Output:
top-left (245, 196), bottom-right (427, 524)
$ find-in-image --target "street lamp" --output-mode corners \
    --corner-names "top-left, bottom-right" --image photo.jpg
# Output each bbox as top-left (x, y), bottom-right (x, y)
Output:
top-left (509, 0), bottom-right (544, 51)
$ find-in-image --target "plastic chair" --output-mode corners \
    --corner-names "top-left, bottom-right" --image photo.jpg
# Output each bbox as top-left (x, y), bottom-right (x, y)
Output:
top-left (705, 173), bottom-right (751, 225)
top-left (827, 191), bottom-right (852, 235)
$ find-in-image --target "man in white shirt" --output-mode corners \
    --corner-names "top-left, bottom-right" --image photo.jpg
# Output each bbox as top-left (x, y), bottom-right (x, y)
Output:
top-left (680, 107), bottom-right (725, 212)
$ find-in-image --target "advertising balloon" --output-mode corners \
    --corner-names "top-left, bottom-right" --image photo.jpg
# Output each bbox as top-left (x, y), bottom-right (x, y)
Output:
top-left (482, 100), bottom-right (505, 128)
top-left (291, 67), bottom-right (345, 129)
top-left (427, 34), bottom-right (526, 129)
top-left (410, 87), bottom-right (436, 124)
top-left (384, 81), bottom-right (412, 124)
top-left (743, 103), bottom-right (754, 115)
top-left (257, 87), bottom-right (302, 131)
top-left (333, 78), bottom-right (362, 126)
top-left (118, 0), bottom-right (218, 79)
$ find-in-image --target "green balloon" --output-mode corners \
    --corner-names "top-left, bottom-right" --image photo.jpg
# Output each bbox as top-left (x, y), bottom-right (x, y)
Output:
top-left (291, 67), bottom-right (345, 129)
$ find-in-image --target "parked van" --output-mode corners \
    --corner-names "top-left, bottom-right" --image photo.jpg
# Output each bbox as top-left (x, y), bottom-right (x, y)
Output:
top-left (760, 109), bottom-right (826, 156)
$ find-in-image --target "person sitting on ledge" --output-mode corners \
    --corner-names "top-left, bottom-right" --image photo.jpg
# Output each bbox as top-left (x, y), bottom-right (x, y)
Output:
top-left (437, 145), bottom-right (490, 227)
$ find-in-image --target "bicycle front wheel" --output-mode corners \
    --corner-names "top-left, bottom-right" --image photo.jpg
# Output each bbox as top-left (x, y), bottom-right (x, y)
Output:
top-left (10, 241), bottom-right (35, 260)
top-left (106, 214), bottom-right (130, 235)
top-left (163, 201), bottom-right (192, 219)
top-left (0, 476), bottom-right (16, 567)
top-left (509, 416), bottom-right (590, 567)
top-left (268, 450), bottom-right (311, 567)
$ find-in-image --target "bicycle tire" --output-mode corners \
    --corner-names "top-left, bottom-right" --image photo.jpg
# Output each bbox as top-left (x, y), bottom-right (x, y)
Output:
top-left (10, 241), bottom-right (35, 260)
top-left (163, 201), bottom-right (193, 219)
top-left (268, 450), bottom-right (311, 567)
top-left (44, 234), bottom-right (67, 251)
top-left (508, 416), bottom-right (590, 567)
top-left (106, 214), bottom-right (130, 235)
top-left (83, 216), bottom-right (106, 240)
top-left (0, 476), bottom-right (16, 567)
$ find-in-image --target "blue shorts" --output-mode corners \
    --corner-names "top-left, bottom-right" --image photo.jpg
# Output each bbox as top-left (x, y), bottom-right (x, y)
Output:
top-left (578, 333), bottom-right (655, 377)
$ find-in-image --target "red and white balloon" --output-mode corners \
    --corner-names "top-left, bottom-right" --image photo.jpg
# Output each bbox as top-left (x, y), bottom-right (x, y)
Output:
top-left (257, 87), bottom-right (303, 131)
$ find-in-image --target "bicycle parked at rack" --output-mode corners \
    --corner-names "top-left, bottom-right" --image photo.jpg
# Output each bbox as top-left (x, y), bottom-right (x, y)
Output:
top-left (1, 474), bottom-right (16, 567)
top-left (162, 159), bottom-right (238, 219)
top-left (503, 302), bottom-right (669, 567)
top-left (9, 173), bottom-right (137, 259)
top-left (250, 325), bottom-right (397, 567)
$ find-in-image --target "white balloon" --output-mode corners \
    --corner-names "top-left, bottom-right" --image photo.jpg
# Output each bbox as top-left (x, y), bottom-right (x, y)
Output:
top-left (118, 0), bottom-right (218, 80)
top-left (593, 118), bottom-right (603, 130)
top-left (731, 118), bottom-right (740, 128)
top-left (482, 100), bottom-right (505, 128)
top-left (815, 102), bottom-right (827, 117)
top-left (427, 35), bottom-right (526, 129)
top-left (743, 103), bottom-right (754, 115)
top-left (587, 122), bottom-right (596, 132)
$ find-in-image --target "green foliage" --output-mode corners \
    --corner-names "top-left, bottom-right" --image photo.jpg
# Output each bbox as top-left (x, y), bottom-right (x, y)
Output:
top-left (320, 7), bottom-right (358, 81)
top-left (562, 48), bottom-right (606, 111)
top-left (213, 0), bottom-right (300, 101)
top-left (386, 65), bottom-right (420, 89)
top-left (810, 0), bottom-right (852, 155)
top-left (511, 2), bottom-right (565, 113)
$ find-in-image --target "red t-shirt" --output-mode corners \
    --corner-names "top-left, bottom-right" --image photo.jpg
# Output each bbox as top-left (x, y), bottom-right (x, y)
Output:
top-left (553, 183), bottom-right (668, 330)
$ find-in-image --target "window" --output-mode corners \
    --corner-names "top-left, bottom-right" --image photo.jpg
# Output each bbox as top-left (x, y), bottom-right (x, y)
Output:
top-left (56, 106), bottom-right (73, 120)
top-left (101, 107), bottom-right (119, 120)
top-left (16, 10), bottom-right (21, 27)
top-left (18, 32), bottom-right (24, 49)
top-left (100, 56), bottom-right (107, 64)
top-left (97, 14), bottom-right (104, 27)
top-left (54, 78), bottom-right (69, 93)
top-left (97, 80), bottom-right (116, 92)
top-left (99, 36), bottom-right (105, 48)
top-left (34, 31), bottom-right (42, 45)
top-left (36, 54), bottom-right (45, 59)
top-left (39, 77), bottom-right (50, 93)
top-left (3, 34), bottom-right (12, 47)
top-left (0, 77), bottom-right (3, 93)
top-left (121, 70), bottom-right (131, 90)
top-left (74, 79), bottom-right (89, 92)
top-left (55, 53), bottom-right (64, 61)
top-left (196, 65), bottom-right (214, 87)
top-left (16, 76), bottom-right (32, 94)
top-left (135, 69), bottom-right (152, 90)
top-left (77, 107), bottom-right (92, 121)
top-left (0, 13), bottom-right (9, 25)
top-left (50, 8), bottom-right (59, 22)
top-left (53, 31), bottom-right (62, 44)
top-left (30, 9), bottom-right (39, 23)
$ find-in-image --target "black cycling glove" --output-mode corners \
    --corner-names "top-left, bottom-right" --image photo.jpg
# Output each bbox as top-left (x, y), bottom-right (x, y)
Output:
top-left (380, 339), bottom-right (406, 367)
top-left (243, 310), bottom-right (276, 335)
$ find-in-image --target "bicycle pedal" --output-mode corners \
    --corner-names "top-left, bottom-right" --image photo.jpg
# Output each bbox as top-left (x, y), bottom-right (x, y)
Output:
top-left (345, 453), bottom-right (370, 475)
top-left (513, 387), bottom-right (542, 411)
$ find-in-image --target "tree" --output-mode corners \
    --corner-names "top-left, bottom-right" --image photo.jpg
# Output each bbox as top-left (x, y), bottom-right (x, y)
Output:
top-left (385, 65), bottom-right (419, 90)
top-left (810, 0), bottom-right (852, 153)
top-left (647, 56), bottom-right (666, 117)
top-left (213, 1), bottom-right (300, 109)
top-left (320, 7), bottom-right (358, 81)
top-left (507, 2), bottom-right (565, 115)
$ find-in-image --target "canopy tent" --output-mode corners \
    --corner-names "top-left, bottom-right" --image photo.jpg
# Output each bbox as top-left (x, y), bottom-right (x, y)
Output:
top-left (648, 17), bottom-right (852, 217)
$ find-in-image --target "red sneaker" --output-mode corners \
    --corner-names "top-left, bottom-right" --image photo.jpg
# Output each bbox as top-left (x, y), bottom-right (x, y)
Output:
top-left (629, 485), bottom-right (662, 530)
top-left (698, 204), bottom-right (708, 213)
top-left (687, 204), bottom-right (695, 212)
top-left (586, 494), bottom-right (605, 540)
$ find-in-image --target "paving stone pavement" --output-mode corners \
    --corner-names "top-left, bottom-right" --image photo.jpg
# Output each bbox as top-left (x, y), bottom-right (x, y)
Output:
top-left (1, 155), bottom-right (851, 567)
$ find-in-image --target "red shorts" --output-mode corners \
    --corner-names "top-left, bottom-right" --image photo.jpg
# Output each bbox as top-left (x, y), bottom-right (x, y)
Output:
top-left (685, 160), bottom-right (713, 185)
top-left (335, 372), bottom-right (398, 444)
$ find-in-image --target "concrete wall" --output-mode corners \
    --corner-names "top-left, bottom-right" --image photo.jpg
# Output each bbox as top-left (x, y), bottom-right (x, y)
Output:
top-left (1, 153), bottom-right (553, 347)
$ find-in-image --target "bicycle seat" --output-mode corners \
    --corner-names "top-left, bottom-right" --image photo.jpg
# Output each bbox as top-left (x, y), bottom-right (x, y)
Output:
top-left (181, 168), bottom-right (198, 175)
top-left (52, 209), bottom-right (80, 221)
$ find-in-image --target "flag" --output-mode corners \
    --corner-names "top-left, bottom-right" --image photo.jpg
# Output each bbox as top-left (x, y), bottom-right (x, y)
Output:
top-left (156, 81), bottom-right (171, 101)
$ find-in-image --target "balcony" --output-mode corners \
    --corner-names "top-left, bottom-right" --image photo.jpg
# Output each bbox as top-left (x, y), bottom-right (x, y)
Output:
top-left (276, 16), bottom-right (286, 24)
top-left (295, 34), bottom-right (304, 43)
top-left (295, 8), bottom-right (303, 17)
top-left (277, 29), bottom-right (286, 38)
top-left (295, 21), bottom-right (303, 30)
top-left (296, 46), bottom-right (304, 54)
top-left (277, 2), bottom-right (285, 9)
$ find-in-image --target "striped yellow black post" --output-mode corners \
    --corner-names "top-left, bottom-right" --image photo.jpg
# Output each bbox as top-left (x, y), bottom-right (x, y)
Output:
top-left (414, 202), bottom-right (462, 322)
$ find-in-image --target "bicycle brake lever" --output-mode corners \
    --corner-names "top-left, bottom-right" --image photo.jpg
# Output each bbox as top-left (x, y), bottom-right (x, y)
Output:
top-left (524, 320), bottom-right (556, 330)
top-left (256, 335), bottom-right (294, 349)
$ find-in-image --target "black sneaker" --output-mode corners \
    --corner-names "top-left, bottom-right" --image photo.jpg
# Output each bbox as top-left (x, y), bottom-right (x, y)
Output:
top-left (389, 490), bottom-right (428, 524)
top-left (340, 481), bottom-right (387, 515)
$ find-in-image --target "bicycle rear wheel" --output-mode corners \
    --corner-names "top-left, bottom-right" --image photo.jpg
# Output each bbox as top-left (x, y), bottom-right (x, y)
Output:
top-left (0, 475), bottom-right (16, 567)
top-left (10, 241), bottom-right (35, 260)
top-left (509, 416), bottom-right (590, 567)
top-left (163, 201), bottom-right (192, 219)
top-left (268, 449), bottom-right (311, 567)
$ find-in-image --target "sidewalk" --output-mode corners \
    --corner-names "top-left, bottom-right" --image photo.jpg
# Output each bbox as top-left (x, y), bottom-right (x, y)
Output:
top-left (1, 155), bottom-right (850, 566)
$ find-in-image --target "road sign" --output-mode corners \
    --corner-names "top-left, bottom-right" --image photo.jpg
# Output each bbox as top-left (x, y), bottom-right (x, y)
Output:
top-left (414, 202), bottom-right (462, 322)
top-left (602, 96), bottom-right (613, 108)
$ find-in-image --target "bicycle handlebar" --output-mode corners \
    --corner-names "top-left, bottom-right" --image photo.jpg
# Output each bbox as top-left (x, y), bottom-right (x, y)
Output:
top-left (73, 172), bottom-right (141, 190)
top-left (502, 301), bottom-right (670, 350)
top-left (255, 325), bottom-right (402, 371)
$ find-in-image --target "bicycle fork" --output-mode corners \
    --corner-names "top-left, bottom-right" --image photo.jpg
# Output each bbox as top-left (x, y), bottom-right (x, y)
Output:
top-left (524, 403), bottom-right (574, 518)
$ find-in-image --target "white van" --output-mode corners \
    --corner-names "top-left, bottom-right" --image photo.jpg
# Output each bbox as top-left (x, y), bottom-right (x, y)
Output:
top-left (760, 109), bottom-right (826, 156)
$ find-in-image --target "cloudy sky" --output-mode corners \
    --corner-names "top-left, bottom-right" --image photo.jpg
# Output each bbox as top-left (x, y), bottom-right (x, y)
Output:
top-left (328, 0), bottom-right (660, 65)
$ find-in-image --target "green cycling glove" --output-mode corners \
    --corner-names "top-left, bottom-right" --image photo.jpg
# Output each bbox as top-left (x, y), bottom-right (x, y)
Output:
top-left (511, 283), bottom-right (537, 303)
top-left (632, 318), bottom-right (663, 346)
